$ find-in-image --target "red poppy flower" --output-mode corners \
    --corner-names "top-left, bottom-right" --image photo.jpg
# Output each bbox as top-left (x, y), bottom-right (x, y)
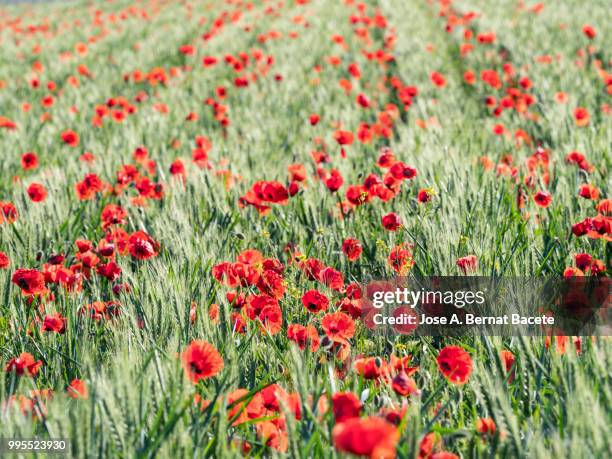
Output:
top-left (343, 61), bottom-right (359, 77)
top-left (578, 184), bottom-right (599, 200)
top-left (0, 252), bottom-right (9, 269)
top-left (574, 253), bottom-right (592, 271)
top-left (342, 238), bottom-right (362, 261)
top-left (256, 421), bottom-right (289, 452)
top-left (298, 258), bottom-right (324, 281)
top-left (0, 116), bottom-right (17, 129)
top-left (391, 357), bottom-right (417, 378)
top-left (170, 159), bottom-right (186, 177)
top-left (135, 177), bottom-right (164, 200)
top-left (334, 130), bottom-right (354, 146)
top-left (332, 392), bottom-right (361, 422)
top-left (590, 259), bottom-right (606, 275)
top-left (582, 25), bottom-right (596, 39)
top-left (563, 267), bottom-right (584, 278)
top-left (389, 162), bottom-right (417, 180)
top-left (430, 71), bottom-right (446, 87)
top-left (417, 189), bottom-right (433, 203)
top-left (101, 204), bottom-right (128, 229)
top-left (21, 152), bottom-right (39, 170)
top-left (181, 340), bottom-right (224, 383)
top-left (476, 417), bottom-right (497, 436)
top-left (388, 244), bottom-right (413, 274)
top-left (345, 282), bottom-right (362, 300)
top-left (325, 169), bottom-right (344, 192)
top-left (392, 371), bottom-right (418, 396)
top-left (573, 107), bottom-right (589, 127)
top-left (42, 312), bottom-right (66, 334)
top-left (75, 173), bottom-right (105, 200)
top-left (231, 312), bottom-right (247, 334)
top-left (500, 350), bottom-right (515, 382)
top-left (212, 263), bottom-right (241, 288)
top-left (377, 149), bottom-right (396, 168)
top-left (354, 357), bottom-right (384, 379)
top-left (96, 240), bottom-right (114, 259)
top-left (418, 432), bottom-right (441, 458)
top-left (128, 231), bottom-right (160, 260)
top-left (27, 183), bottom-right (47, 202)
top-left (12, 268), bottom-right (46, 295)
top-left (97, 261), bottom-right (122, 281)
top-left (0, 202), bottom-right (18, 224)
top-left (76, 251), bottom-right (100, 269)
top-left (500, 349), bottom-right (515, 372)
top-left (5, 352), bottom-right (42, 377)
top-left (596, 199), bottom-right (612, 215)
top-left (477, 30), bottom-right (497, 43)
top-left (437, 345), bottom-right (473, 385)
top-left (565, 151), bottom-right (593, 171)
top-left (75, 239), bottom-right (93, 253)
top-left (239, 248), bottom-right (265, 266)
top-left (67, 379), bottom-right (88, 399)
top-left (463, 70), bottom-right (476, 84)
top-left (61, 129), bottom-right (79, 147)
top-left (309, 114), bottom-right (320, 125)
top-left (179, 44), bottom-right (195, 55)
top-left (256, 269), bottom-right (285, 298)
top-left (533, 190), bottom-right (552, 208)
top-left (363, 174), bottom-right (382, 192)
top-left (321, 312), bottom-right (355, 341)
top-left (41, 95), bottom-right (54, 107)
top-left (227, 388), bottom-right (265, 426)
top-left (285, 165), bottom-right (306, 185)
top-left (571, 218), bottom-right (590, 237)
top-left (481, 69), bottom-right (502, 89)
top-left (287, 324), bottom-right (320, 351)
top-left (332, 416), bottom-right (399, 459)
top-left (133, 146), bottom-right (148, 162)
top-left (356, 93), bottom-right (371, 108)
top-left (302, 289), bottom-right (329, 313)
top-left (215, 86), bottom-right (226, 98)
top-left (239, 181), bottom-right (289, 214)
top-left (381, 212), bottom-right (401, 231)
top-left (346, 185), bottom-right (369, 206)
top-left (79, 300), bottom-right (121, 321)
top-left (456, 255), bottom-right (478, 274)
top-left (257, 303), bottom-right (283, 335)
top-left (80, 152), bottom-right (95, 163)
top-left (259, 383), bottom-right (289, 412)
top-left (589, 214), bottom-right (612, 239)
top-left (319, 266), bottom-right (344, 291)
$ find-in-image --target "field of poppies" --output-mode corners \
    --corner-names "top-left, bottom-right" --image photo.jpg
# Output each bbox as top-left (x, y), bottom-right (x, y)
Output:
top-left (0, 0), bottom-right (610, 457)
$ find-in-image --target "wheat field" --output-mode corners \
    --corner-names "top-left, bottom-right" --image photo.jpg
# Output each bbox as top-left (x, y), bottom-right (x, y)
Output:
top-left (0, 0), bottom-right (610, 457)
